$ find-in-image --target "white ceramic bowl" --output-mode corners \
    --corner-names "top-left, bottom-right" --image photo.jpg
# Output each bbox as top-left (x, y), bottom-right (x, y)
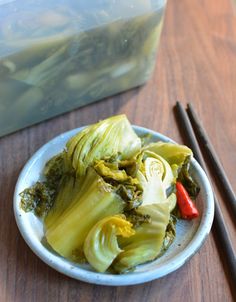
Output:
top-left (13, 126), bottom-right (214, 286)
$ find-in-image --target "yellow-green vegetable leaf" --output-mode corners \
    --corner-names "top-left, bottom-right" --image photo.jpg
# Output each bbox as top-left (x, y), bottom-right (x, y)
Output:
top-left (66, 114), bottom-right (141, 177)
top-left (45, 168), bottom-right (124, 260)
top-left (143, 150), bottom-right (175, 189)
top-left (84, 215), bottom-right (135, 272)
top-left (113, 203), bottom-right (170, 273)
top-left (94, 160), bottom-right (130, 182)
top-left (136, 151), bottom-right (174, 205)
top-left (166, 193), bottom-right (177, 212)
top-left (137, 168), bottom-right (166, 205)
top-left (143, 142), bottom-right (193, 166)
top-left (44, 175), bottom-right (79, 230)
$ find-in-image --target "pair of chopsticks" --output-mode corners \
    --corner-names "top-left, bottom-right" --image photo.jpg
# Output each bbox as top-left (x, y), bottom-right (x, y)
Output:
top-left (175, 101), bottom-right (236, 285)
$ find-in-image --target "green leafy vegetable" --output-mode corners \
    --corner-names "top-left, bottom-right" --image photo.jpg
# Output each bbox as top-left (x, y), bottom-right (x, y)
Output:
top-left (45, 168), bottom-right (124, 260)
top-left (20, 181), bottom-right (54, 217)
top-left (177, 156), bottom-right (200, 199)
top-left (143, 142), bottom-right (193, 166)
top-left (20, 152), bottom-right (66, 217)
top-left (136, 150), bottom-right (175, 205)
top-left (66, 114), bottom-right (141, 177)
top-left (19, 115), bottom-right (200, 274)
top-left (94, 160), bottom-right (138, 184)
top-left (159, 214), bottom-right (177, 256)
top-left (165, 193), bottom-right (177, 212)
top-left (44, 152), bottom-right (67, 188)
top-left (124, 209), bottom-right (151, 228)
top-left (44, 175), bottom-right (78, 230)
top-left (116, 184), bottom-right (143, 211)
top-left (84, 215), bottom-right (135, 272)
top-left (112, 203), bottom-right (170, 273)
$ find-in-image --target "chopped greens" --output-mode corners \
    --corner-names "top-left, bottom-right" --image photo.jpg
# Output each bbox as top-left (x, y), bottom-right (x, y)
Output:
top-left (116, 184), bottom-right (143, 211)
top-left (20, 114), bottom-right (200, 273)
top-left (44, 152), bottom-right (67, 187)
top-left (20, 152), bottom-right (66, 217)
top-left (159, 215), bottom-right (177, 256)
top-left (20, 181), bottom-right (54, 217)
top-left (177, 156), bottom-right (200, 199)
top-left (124, 209), bottom-right (151, 228)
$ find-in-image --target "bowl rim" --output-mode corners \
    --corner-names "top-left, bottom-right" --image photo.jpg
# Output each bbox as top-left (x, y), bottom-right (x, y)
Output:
top-left (13, 125), bottom-right (215, 286)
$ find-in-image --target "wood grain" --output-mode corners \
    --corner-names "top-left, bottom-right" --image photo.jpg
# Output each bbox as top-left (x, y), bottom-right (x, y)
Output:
top-left (0, 0), bottom-right (235, 301)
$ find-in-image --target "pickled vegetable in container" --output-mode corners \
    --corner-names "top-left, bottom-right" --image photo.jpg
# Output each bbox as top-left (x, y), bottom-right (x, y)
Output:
top-left (0, 0), bottom-right (167, 137)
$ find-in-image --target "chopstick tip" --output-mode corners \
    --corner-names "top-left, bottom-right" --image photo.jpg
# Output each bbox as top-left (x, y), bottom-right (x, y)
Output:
top-left (187, 103), bottom-right (193, 111)
top-left (175, 100), bottom-right (182, 108)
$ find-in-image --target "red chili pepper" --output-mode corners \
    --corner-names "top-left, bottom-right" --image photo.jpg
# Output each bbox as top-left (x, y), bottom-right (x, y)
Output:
top-left (176, 182), bottom-right (199, 220)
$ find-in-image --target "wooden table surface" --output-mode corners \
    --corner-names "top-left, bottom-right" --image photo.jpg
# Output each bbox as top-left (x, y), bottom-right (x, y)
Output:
top-left (1, 0), bottom-right (235, 301)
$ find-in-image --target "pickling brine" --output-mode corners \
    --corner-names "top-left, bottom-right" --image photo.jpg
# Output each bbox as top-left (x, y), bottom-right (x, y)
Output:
top-left (0, 0), bottom-right (167, 137)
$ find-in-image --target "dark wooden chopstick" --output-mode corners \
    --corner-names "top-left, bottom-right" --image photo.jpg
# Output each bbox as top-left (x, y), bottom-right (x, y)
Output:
top-left (175, 101), bottom-right (236, 285)
top-left (187, 103), bottom-right (236, 218)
